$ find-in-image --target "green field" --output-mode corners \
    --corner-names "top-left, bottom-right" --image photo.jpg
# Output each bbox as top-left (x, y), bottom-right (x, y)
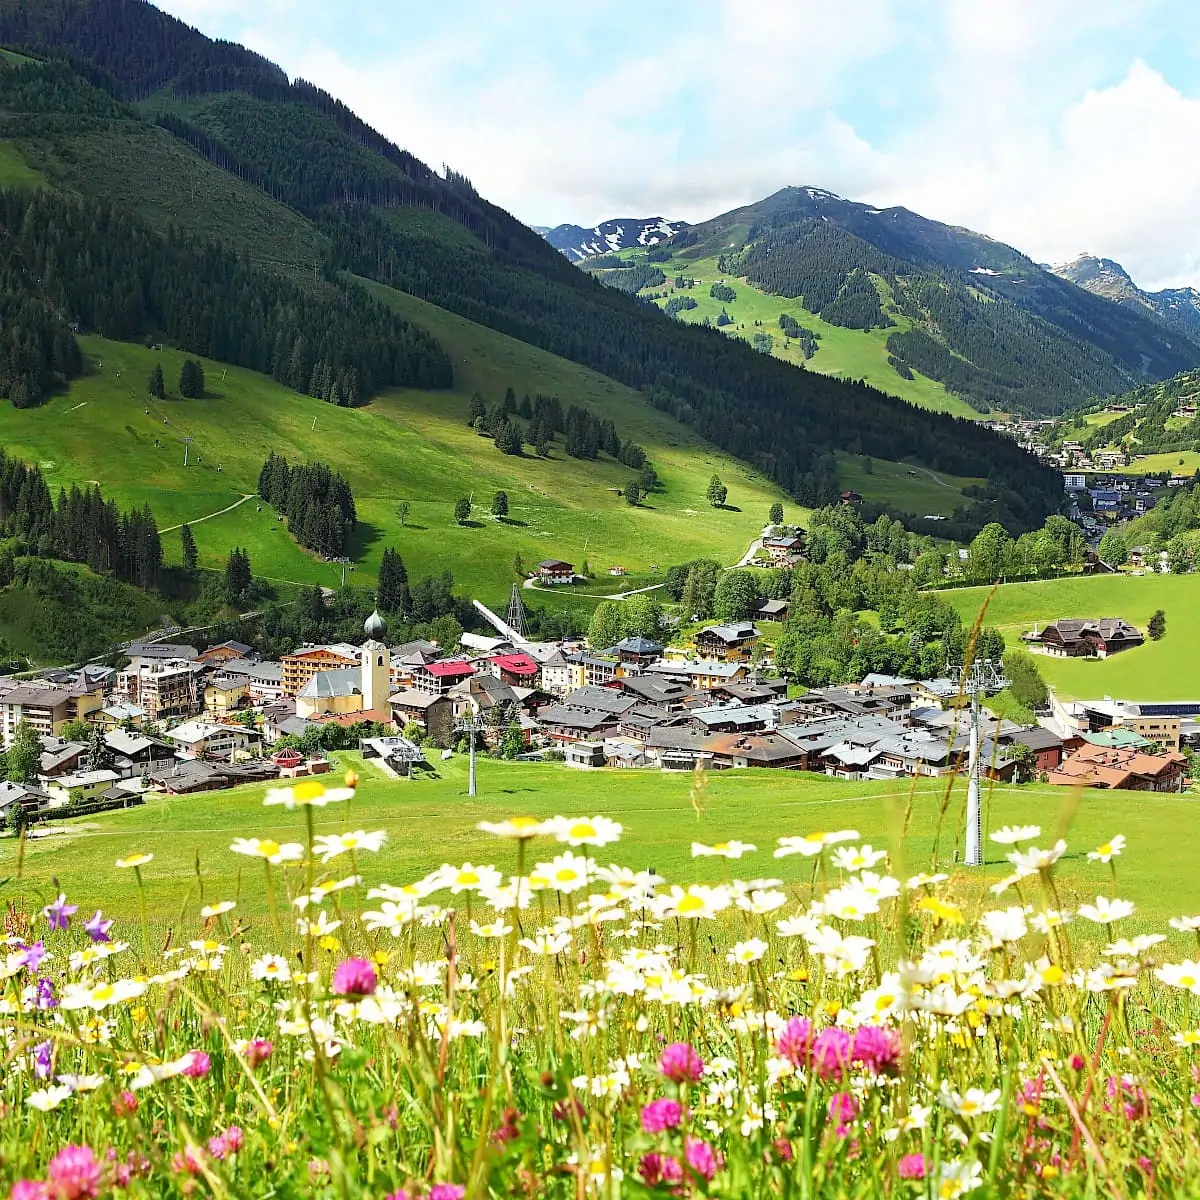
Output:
top-left (0, 138), bottom-right (44, 188)
top-left (0, 294), bottom-right (788, 606)
top-left (834, 451), bottom-right (983, 517)
top-left (608, 249), bottom-right (983, 419)
top-left (945, 574), bottom-right (1200, 698)
top-left (1118, 450), bottom-right (1200, 475)
top-left (4, 754), bottom-right (1197, 933)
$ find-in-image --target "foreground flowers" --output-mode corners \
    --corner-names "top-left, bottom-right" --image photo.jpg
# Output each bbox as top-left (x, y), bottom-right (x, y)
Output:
top-left (3, 796), bottom-right (1199, 1199)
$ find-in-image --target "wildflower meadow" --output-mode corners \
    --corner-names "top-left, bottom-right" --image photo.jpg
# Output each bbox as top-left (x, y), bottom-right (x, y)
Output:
top-left (3, 771), bottom-right (1200, 1198)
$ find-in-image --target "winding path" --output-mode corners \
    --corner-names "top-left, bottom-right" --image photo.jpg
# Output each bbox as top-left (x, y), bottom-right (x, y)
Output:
top-left (159, 493), bottom-right (256, 534)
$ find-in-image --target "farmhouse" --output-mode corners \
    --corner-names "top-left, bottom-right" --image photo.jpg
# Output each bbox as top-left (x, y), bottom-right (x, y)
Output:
top-left (1027, 618), bottom-right (1144, 659)
top-left (762, 534), bottom-right (804, 564)
top-left (694, 621), bottom-right (760, 662)
top-left (537, 559), bottom-right (575, 585)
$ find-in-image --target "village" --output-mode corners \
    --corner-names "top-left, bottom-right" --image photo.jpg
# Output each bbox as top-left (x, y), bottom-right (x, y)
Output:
top-left (0, 557), bottom-right (1191, 828)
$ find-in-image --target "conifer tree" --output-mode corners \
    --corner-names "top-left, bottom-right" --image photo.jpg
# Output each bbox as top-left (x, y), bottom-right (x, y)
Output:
top-left (377, 547), bottom-right (410, 617)
top-left (179, 523), bottom-right (197, 572)
top-left (491, 491), bottom-right (509, 519)
top-left (148, 363), bottom-right (165, 398)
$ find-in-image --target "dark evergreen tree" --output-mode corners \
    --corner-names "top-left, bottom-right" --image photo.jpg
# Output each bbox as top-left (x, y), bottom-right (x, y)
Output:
top-left (148, 363), bottom-right (165, 398)
top-left (467, 391), bottom-right (486, 425)
top-left (179, 359), bottom-right (205, 398)
top-left (179, 522), bottom-right (198, 572)
top-left (491, 490), bottom-right (508, 518)
top-left (377, 547), bottom-right (410, 617)
top-left (224, 546), bottom-right (251, 601)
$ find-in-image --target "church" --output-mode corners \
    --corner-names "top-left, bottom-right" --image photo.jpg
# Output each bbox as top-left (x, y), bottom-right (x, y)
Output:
top-left (295, 610), bottom-right (393, 723)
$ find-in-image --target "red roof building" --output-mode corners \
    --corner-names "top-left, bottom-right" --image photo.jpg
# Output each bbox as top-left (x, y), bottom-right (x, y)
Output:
top-left (484, 653), bottom-right (541, 686)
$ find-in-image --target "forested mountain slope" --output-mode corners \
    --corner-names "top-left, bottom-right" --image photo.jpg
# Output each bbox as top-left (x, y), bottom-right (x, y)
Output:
top-left (0, 0), bottom-right (1062, 534)
top-left (655, 187), bottom-right (1200, 416)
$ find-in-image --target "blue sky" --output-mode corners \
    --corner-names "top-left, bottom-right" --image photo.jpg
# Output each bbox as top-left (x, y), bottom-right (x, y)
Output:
top-left (160, 0), bottom-right (1200, 289)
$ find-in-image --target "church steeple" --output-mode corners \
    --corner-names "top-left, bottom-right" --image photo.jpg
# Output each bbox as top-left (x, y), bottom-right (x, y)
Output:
top-left (361, 610), bottom-right (390, 714)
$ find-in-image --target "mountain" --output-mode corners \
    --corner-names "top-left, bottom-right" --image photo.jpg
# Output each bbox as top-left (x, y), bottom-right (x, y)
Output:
top-left (0, 0), bottom-right (1063, 540)
top-left (622, 186), bottom-right (1200, 416)
top-left (1051, 254), bottom-right (1200, 340)
top-left (542, 217), bottom-right (688, 261)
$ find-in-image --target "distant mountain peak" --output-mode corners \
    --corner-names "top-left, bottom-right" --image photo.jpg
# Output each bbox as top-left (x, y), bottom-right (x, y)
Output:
top-left (1050, 254), bottom-right (1200, 337)
top-left (541, 216), bottom-right (688, 261)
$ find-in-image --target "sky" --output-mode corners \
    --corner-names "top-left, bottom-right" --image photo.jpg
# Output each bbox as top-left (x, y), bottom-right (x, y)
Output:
top-left (158, 0), bottom-right (1200, 291)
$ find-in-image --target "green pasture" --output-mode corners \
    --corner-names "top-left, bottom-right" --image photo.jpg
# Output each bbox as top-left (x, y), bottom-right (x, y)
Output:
top-left (0, 138), bottom-right (44, 188)
top-left (0, 295), bottom-right (787, 604)
top-left (4, 755), bottom-right (1197, 934)
top-left (834, 452), bottom-right (983, 517)
top-left (613, 249), bottom-right (982, 419)
top-left (1117, 451), bottom-right (1200, 475)
top-left (945, 574), bottom-right (1200, 699)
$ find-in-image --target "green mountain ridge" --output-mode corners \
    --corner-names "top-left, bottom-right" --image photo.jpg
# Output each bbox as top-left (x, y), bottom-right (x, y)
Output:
top-left (0, 0), bottom-right (1060, 540)
top-left (589, 186), bottom-right (1199, 417)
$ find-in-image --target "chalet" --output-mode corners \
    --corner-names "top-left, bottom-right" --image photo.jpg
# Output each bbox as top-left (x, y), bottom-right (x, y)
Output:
top-left (609, 636), bottom-right (664, 667)
top-left (694, 621), bottom-right (760, 662)
top-left (281, 644), bottom-right (360, 697)
top-left (688, 703), bottom-right (777, 735)
top-left (1002, 726), bottom-right (1065, 774)
top-left (615, 674), bottom-right (693, 709)
top-left (1047, 743), bottom-right (1187, 792)
top-left (762, 535), bottom-right (804, 564)
top-left (45, 769), bottom-right (121, 808)
top-left (537, 559), bottom-right (575, 585)
top-left (707, 732), bottom-right (807, 770)
top-left (538, 705), bottom-right (621, 744)
top-left (39, 737), bottom-right (88, 778)
top-left (196, 640), bottom-right (253, 667)
top-left (165, 720), bottom-right (259, 760)
top-left (482, 653), bottom-right (541, 687)
top-left (645, 659), bottom-right (748, 689)
top-left (0, 780), bottom-right (50, 822)
top-left (1028, 618), bottom-right (1144, 659)
top-left (412, 659), bottom-right (475, 695)
top-left (147, 759), bottom-right (279, 795)
top-left (840, 491), bottom-right (862, 505)
top-left (752, 597), bottom-right (790, 621)
top-left (388, 689), bottom-right (455, 746)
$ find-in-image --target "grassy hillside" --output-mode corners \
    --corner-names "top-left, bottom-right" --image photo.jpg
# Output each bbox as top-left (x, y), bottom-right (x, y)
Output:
top-left (0, 298), bottom-right (789, 604)
top-left (606, 248), bottom-right (980, 419)
top-left (945, 574), bottom-right (1200, 699)
top-left (5, 754), bottom-right (1197, 932)
top-left (834, 451), bottom-right (984, 517)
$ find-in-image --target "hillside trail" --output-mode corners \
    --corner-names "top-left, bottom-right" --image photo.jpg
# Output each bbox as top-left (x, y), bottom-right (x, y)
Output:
top-left (521, 576), bottom-right (665, 601)
top-left (159, 493), bottom-right (256, 534)
top-left (911, 466), bottom-right (953, 488)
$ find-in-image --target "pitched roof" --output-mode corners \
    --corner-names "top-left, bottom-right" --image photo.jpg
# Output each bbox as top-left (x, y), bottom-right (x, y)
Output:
top-left (697, 621), bottom-right (759, 643)
top-left (420, 660), bottom-right (476, 678)
top-left (562, 685), bottom-right (637, 715)
top-left (487, 653), bottom-right (540, 675)
top-left (298, 668), bottom-right (362, 699)
top-left (537, 705), bottom-right (619, 731)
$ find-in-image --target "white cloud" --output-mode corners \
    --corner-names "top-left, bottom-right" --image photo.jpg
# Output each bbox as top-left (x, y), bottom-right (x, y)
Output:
top-left (166, 0), bottom-right (1200, 288)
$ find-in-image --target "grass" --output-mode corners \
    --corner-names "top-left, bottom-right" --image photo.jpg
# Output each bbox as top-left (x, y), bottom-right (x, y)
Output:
top-left (834, 452), bottom-right (983, 517)
top-left (944, 573), bottom-right (1200, 699)
top-left (0, 138), bottom-right (45, 188)
top-left (1117, 451), bottom-right (1200, 475)
top-left (610, 248), bottom-right (983, 419)
top-left (5, 754), bottom-right (1197, 932)
top-left (0, 303), bottom-right (788, 606)
top-left (13, 123), bottom-right (327, 274)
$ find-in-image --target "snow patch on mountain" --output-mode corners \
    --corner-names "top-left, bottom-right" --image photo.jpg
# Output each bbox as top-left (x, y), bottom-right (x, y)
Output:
top-left (541, 217), bottom-right (689, 261)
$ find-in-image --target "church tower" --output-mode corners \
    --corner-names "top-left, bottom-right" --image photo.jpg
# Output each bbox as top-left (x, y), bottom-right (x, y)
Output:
top-left (361, 609), bottom-right (391, 715)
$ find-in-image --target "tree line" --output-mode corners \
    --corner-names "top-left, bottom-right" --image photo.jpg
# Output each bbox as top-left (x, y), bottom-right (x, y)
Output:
top-left (257, 453), bottom-right (356, 557)
top-left (0, 11), bottom-right (1064, 538)
top-left (0, 187), bottom-right (451, 409)
top-left (0, 449), bottom-right (161, 587)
